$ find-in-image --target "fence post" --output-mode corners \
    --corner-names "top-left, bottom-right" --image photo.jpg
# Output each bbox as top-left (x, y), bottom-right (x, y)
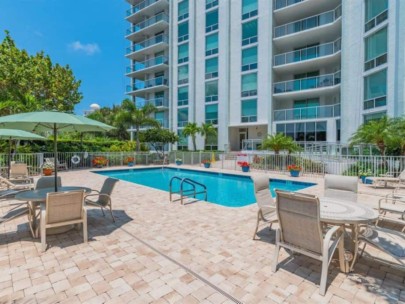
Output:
top-left (199, 151), bottom-right (201, 165)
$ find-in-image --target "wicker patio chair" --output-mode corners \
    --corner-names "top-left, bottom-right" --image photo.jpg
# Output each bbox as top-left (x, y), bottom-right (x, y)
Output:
top-left (251, 175), bottom-right (278, 240)
top-left (359, 226), bottom-right (405, 266)
top-left (272, 190), bottom-right (345, 296)
top-left (324, 174), bottom-right (358, 202)
top-left (40, 190), bottom-right (87, 252)
top-left (85, 178), bottom-right (119, 222)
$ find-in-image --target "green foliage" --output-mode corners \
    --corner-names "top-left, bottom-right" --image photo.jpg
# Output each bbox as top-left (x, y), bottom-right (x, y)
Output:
top-left (182, 122), bottom-right (201, 151)
top-left (143, 128), bottom-right (178, 155)
top-left (115, 99), bottom-right (158, 152)
top-left (261, 133), bottom-right (301, 154)
top-left (200, 123), bottom-right (217, 148)
top-left (0, 31), bottom-right (82, 114)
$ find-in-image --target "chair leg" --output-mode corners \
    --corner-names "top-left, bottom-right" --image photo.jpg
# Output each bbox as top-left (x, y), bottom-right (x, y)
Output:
top-left (83, 212), bottom-right (88, 243)
top-left (109, 204), bottom-right (115, 222)
top-left (272, 229), bottom-right (280, 272)
top-left (319, 256), bottom-right (328, 296)
top-left (100, 206), bottom-right (105, 217)
top-left (253, 213), bottom-right (260, 240)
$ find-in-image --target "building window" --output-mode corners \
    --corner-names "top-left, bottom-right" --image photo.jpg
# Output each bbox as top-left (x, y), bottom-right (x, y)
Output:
top-left (154, 111), bottom-right (166, 128)
top-left (276, 122), bottom-right (327, 142)
top-left (364, 111), bottom-right (386, 123)
top-left (364, 69), bottom-right (387, 110)
top-left (178, 65), bottom-right (189, 85)
top-left (242, 19), bottom-right (258, 46)
top-left (205, 33), bottom-right (219, 56)
top-left (178, 86), bottom-right (189, 106)
top-left (241, 46), bottom-right (258, 71)
top-left (178, 21), bottom-right (189, 42)
top-left (205, 80), bottom-right (218, 102)
top-left (206, 0), bottom-right (218, 10)
top-left (241, 73), bottom-right (257, 97)
top-left (365, 0), bottom-right (388, 31)
top-left (241, 99), bottom-right (257, 122)
top-left (205, 104), bottom-right (218, 125)
top-left (178, 43), bottom-right (189, 64)
top-left (364, 27), bottom-right (387, 71)
top-left (154, 91), bottom-right (165, 107)
top-left (177, 129), bottom-right (188, 150)
top-left (206, 9), bottom-right (219, 33)
top-left (178, 108), bottom-right (189, 127)
top-left (205, 57), bottom-right (218, 79)
top-left (178, 0), bottom-right (189, 21)
top-left (242, 0), bottom-right (258, 20)
top-left (293, 98), bottom-right (320, 119)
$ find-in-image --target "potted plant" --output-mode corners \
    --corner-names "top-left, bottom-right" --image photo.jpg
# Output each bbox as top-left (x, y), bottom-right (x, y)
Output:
top-left (92, 156), bottom-right (108, 168)
top-left (202, 159), bottom-right (211, 168)
top-left (239, 161), bottom-right (250, 173)
top-left (125, 156), bottom-right (135, 167)
top-left (359, 168), bottom-right (373, 184)
top-left (42, 163), bottom-right (53, 176)
top-left (287, 164), bottom-right (301, 177)
top-left (175, 158), bottom-right (182, 166)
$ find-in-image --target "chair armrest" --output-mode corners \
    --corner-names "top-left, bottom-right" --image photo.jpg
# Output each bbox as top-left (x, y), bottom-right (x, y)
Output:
top-left (323, 225), bottom-right (343, 254)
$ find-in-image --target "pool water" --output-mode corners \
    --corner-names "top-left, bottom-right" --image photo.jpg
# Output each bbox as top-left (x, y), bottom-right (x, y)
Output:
top-left (95, 167), bottom-right (316, 207)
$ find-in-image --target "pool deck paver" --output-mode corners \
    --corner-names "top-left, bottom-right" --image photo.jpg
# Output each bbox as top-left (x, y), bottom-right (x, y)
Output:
top-left (0, 165), bottom-right (404, 303)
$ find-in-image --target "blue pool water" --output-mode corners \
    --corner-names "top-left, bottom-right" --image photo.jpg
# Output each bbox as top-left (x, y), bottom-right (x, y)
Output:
top-left (95, 167), bottom-right (316, 207)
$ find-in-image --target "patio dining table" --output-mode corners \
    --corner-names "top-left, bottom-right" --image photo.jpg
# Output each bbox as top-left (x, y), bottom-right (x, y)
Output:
top-left (15, 186), bottom-right (92, 238)
top-left (319, 197), bottom-right (379, 273)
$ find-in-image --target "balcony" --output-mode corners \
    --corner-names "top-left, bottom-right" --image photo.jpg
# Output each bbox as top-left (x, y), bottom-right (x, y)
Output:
top-left (126, 76), bottom-right (169, 96)
top-left (274, 104), bottom-right (340, 121)
top-left (273, 71), bottom-right (341, 99)
top-left (126, 13), bottom-right (169, 41)
top-left (126, 34), bottom-right (169, 61)
top-left (145, 97), bottom-right (169, 109)
top-left (273, 39), bottom-right (341, 73)
top-left (273, 6), bottom-right (341, 50)
top-left (126, 56), bottom-right (168, 78)
top-left (126, 0), bottom-right (169, 24)
top-left (273, 0), bottom-right (305, 11)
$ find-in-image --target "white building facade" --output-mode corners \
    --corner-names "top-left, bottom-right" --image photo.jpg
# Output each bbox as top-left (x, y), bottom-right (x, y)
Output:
top-left (125, 0), bottom-right (405, 151)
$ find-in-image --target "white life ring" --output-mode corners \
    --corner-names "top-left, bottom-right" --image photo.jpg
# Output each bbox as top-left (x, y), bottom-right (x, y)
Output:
top-left (71, 155), bottom-right (81, 164)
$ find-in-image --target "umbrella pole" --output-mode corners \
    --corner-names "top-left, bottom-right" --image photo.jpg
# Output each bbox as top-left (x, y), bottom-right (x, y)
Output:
top-left (8, 137), bottom-right (11, 179)
top-left (54, 123), bottom-right (58, 192)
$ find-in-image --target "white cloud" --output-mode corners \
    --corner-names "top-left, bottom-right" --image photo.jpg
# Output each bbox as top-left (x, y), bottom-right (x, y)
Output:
top-left (68, 41), bottom-right (100, 55)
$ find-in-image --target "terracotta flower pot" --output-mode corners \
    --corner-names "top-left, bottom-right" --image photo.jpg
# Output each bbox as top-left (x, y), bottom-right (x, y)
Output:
top-left (43, 168), bottom-right (53, 176)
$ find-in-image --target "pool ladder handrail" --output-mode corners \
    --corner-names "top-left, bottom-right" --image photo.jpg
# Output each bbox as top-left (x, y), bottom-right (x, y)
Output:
top-left (169, 176), bottom-right (207, 205)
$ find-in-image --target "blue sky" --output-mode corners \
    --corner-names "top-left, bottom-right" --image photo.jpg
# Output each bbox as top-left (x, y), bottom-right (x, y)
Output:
top-left (0, 0), bottom-right (129, 114)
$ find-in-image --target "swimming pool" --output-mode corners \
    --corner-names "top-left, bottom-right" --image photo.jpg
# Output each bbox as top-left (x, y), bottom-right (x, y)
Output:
top-left (95, 167), bottom-right (316, 207)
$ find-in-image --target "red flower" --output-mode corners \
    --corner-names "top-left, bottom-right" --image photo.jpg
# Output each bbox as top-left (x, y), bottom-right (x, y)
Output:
top-left (287, 164), bottom-right (301, 171)
top-left (202, 159), bottom-right (211, 164)
top-left (238, 162), bottom-right (250, 167)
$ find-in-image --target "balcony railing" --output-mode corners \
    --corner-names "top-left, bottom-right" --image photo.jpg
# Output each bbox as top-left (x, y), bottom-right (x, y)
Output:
top-left (126, 56), bottom-right (168, 73)
top-left (126, 34), bottom-right (168, 54)
top-left (241, 115), bottom-right (257, 123)
top-left (274, 39), bottom-right (341, 66)
top-left (126, 0), bottom-right (167, 17)
top-left (274, 6), bottom-right (342, 38)
top-left (127, 76), bottom-right (168, 92)
top-left (365, 9), bottom-right (388, 32)
top-left (273, 71), bottom-right (341, 94)
top-left (364, 53), bottom-right (387, 71)
top-left (126, 13), bottom-right (169, 36)
top-left (273, 0), bottom-right (305, 11)
top-left (274, 104), bottom-right (341, 121)
top-left (145, 97), bottom-right (169, 108)
top-left (363, 95), bottom-right (386, 110)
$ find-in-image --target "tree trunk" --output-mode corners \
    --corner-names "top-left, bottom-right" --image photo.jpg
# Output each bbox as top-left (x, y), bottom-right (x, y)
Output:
top-left (192, 135), bottom-right (197, 151)
top-left (136, 126), bottom-right (140, 152)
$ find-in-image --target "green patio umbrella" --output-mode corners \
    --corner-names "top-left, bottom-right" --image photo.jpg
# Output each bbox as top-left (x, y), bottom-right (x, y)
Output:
top-left (0, 111), bottom-right (114, 191)
top-left (0, 129), bottom-right (47, 178)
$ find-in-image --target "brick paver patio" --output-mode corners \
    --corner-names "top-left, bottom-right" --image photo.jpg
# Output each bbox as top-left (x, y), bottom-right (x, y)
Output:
top-left (0, 166), bottom-right (404, 303)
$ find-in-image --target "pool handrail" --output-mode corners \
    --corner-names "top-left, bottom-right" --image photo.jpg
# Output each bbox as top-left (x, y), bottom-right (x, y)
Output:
top-left (169, 176), bottom-right (207, 204)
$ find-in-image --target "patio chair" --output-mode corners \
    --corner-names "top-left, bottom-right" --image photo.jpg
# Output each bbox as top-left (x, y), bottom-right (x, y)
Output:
top-left (272, 190), bottom-right (345, 296)
top-left (85, 178), bottom-right (119, 222)
top-left (9, 163), bottom-right (30, 180)
top-left (367, 169), bottom-right (405, 188)
top-left (324, 174), bottom-right (358, 202)
top-left (251, 175), bottom-right (278, 240)
top-left (40, 190), bottom-right (87, 252)
top-left (44, 157), bottom-right (68, 171)
top-left (375, 189), bottom-right (405, 232)
top-left (35, 176), bottom-right (62, 190)
top-left (0, 176), bottom-right (32, 191)
top-left (359, 226), bottom-right (405, 266)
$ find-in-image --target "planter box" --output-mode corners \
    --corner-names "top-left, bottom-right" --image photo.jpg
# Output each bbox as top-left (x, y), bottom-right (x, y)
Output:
top-left (242, 166), bottom-right (250, 172)
top-left (290, 170), bottom-right (300, 177)
top-left (203, 163), bottom-right (211, 168)
top-left (176, 161), bottom-right (182, 166)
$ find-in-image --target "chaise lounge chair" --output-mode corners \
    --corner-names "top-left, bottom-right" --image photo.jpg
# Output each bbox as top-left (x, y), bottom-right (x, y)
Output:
top-left (367, 169), bottom-right (405, 188)
top-left (251, 175), bottom-right (278, 240)
top-left (44, 157), bottom-right (68, 171)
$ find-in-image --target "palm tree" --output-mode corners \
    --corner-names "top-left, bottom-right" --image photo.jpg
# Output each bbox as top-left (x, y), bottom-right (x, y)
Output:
top-left (349, 116), bottom-right (391, 155)
top-left (261, 133), bottom-right (299, 154)
top-left (199, 123), bottom-right (217, 149)
top-left (115, 99), bottom-right (158, 152)
top-left (182, 122), bottom-right (201, 151)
